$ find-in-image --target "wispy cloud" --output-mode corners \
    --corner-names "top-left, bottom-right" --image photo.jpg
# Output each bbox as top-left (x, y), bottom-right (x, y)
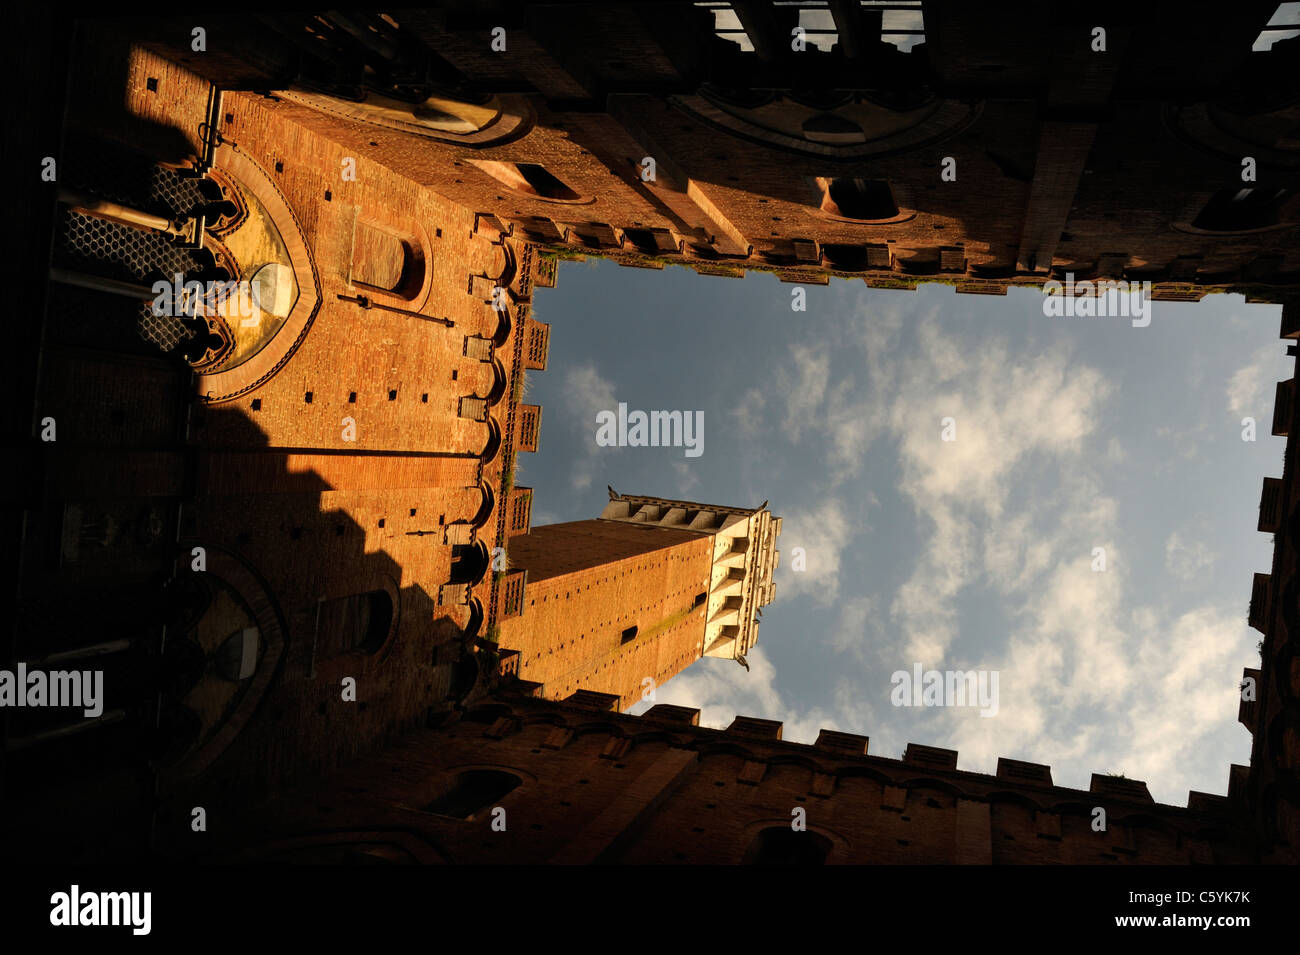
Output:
top-left (562, 362), bottom-right (616, 490)
top-left (1226, 343), bottom-right (1283, 419)
top-left (776, 496), bottom-right (865, 606)
top-left (937, 576), bottom-right (1251, 803)
top-left (672, 460), bottom-right (701, 494)
top-left (808, 306), bottom-right (1254, 803)
top-left (879, 316), bottom-right (1114, 662)
top-left (731, 387), bottom-right (768, 437)
top-left (1166, 530), bottom-right (1215, 582)
top-left (775, 343), bottom-right (831, 441)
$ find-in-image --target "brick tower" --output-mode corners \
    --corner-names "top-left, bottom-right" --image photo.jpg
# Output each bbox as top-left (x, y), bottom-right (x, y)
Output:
top-left (495, 491), bottom-right (781, 709)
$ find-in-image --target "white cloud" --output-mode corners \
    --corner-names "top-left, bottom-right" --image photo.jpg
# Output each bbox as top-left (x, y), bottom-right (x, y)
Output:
top-left (1166, 531), bottom-right (1215, 582)
top-left (814, 307), bottom-right (1252, 800)
top-left (937, 583), bottom-right (1252, 804)
top-left (878, 317), bottom-right (1114, 662)
top-left (1226, 343), bottom-right (1284, 419)
top-left (822, 375), bottom-right (883, 483)
top-left (776, 496), bottom-right (863, 606)
top-left (672, 460), bottom-right (701, 494)
top-left (775, 343), bottom-right (831, 441)
top-left (831, 595), bottom-right (881, 657)
top-left (562, 362), bottom-right (617, 490)
top-left (731, 387), bottom-right (768, 436)
top-left (780, 302), bottom-right (1254, 799)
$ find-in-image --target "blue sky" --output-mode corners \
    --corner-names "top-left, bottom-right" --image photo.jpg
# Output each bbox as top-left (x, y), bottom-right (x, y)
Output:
top-left (522, 256), bottom-right (1288, 805)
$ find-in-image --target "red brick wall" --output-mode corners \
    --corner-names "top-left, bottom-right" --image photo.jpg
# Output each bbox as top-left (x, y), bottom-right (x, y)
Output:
top-left (186, 698), bottom-right (1254, 864)
top-left (498, 522), bottom-right (712, 706)
top-left (37, 42), bottom-right (549, 806)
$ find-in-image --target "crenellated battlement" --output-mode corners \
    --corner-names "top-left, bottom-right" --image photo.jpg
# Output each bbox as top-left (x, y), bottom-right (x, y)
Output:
top-left (1233, 303), bottom-right (1300, 859)
top-left (470, 688), bottom-right (1252, 821)
top-left (182, 681), bottom-right (1259, 864)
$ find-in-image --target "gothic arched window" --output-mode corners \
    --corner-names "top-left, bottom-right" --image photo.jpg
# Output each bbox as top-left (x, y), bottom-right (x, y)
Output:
top-left (424, 769), bottom-right (521, 819)
top-left (820, 178), bottom-right (899, 221)
top-left (742, 827), bottom-right (832, 865)
top-left (317, 590), bottom-right (393, 657)
top-left (1192, 187), bottom-right (1293, 232)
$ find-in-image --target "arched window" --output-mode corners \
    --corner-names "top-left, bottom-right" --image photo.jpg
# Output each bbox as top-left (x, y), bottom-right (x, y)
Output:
top-left (802, 113), bottom-right (867, 145)
top-left (821, 244), bottom-right (870, 271)
top-left (819, 178), bottom-right (899, 220)
top-left (742, 827), bottom-right (832, 865)
top-left (214, 627), bottom-right (260, 681)
top-left (472, 161), bottom-right (583, 201)
top-left (448, 541), bottom-right (490, 585)
top-left (316, 590), bottom-right (393, 657)
top-left (515, 164), bottom-right (580, 199)
top-left (1192, 187), bottom-right (1293, 232)
top-left (425, 769), bottom-right (521, 819)
top-left (351, 221), bottom-right (425, 298)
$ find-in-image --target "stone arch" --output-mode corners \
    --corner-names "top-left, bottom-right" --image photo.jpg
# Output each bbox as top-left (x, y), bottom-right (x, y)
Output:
top-left (696, 741), bottom-right (760, 762)
top-left (767, 754), bottom-right (827, 774)
top-left (448, 540), bottom-right (490, 585)
top-left (468, 481), bottom-right (495, 529)
top-left (571, 721), bottom-right (627, 740)
top-left (462, 597), bottom-right (485, 641)
top-left (489, 303), bottom-right (512, 347)
top-left (483, 357), bottom-right (508, 406)
top-left (447, 653), bottom-right (485, 704)
top-left (835, 765), bottom-right (894, 786)
top-left (899, 777), bottom-right (969, 801)
top-left (487, 241), bottom-right (517, 288)
top-left (763, 760), bottom-right (816, 794)
top-left (987, 790), bottom-right (1048, 813)
top-left (478, 416), bottom-right (502, 463)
